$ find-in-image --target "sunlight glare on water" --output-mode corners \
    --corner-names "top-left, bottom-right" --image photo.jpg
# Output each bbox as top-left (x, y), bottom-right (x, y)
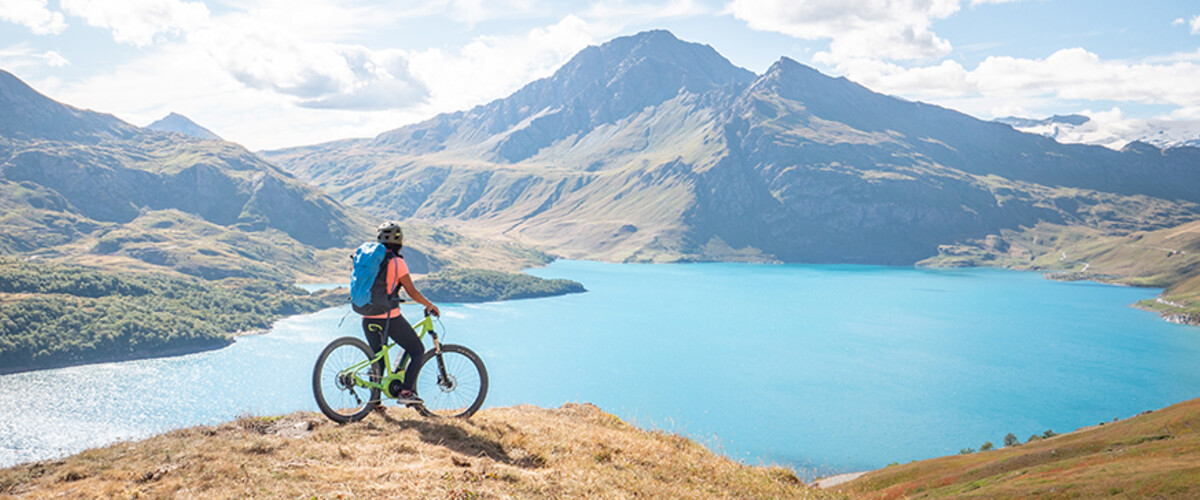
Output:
top-left (3, 261), bottom-right (1200, 477)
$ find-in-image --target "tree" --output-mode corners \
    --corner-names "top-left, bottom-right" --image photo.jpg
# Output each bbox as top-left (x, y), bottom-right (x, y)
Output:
top-left (980, 441), bottom-right (994, 451)
top-left (1004, 433), bottom-right (1020, 447)
top-left (1042, 429), bottom-right (1057, 438)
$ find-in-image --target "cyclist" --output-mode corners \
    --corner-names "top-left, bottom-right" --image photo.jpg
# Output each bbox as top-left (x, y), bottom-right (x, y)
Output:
top-left (363, 221), bottom-right (440, 405)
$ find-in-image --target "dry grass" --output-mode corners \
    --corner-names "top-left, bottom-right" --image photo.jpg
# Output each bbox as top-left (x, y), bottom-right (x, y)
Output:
top-left (0, 403), bottom-right (835, 499)
top-left (840, 398), bottom-right (1200, 499)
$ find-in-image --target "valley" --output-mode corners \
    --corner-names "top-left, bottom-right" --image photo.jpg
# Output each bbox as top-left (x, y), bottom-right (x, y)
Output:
top-left (262, 30), bottom-right (1200, 323)
top-left (0, 69), bottom-right (582, 372)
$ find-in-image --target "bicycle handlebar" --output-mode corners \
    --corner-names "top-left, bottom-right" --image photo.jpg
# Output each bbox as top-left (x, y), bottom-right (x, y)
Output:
top-left (396, 298), bottom-right (438, 317)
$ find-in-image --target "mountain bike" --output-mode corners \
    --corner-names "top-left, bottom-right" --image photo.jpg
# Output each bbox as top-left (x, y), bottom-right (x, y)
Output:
top-left (312, 309), bottom-right (488, 422)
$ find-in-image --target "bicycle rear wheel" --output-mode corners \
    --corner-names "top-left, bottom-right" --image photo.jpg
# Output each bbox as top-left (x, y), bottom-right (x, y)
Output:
top-left (312, 336), bottom-right (380, 423)
top-left (411, 344), bottom-right (488, 419)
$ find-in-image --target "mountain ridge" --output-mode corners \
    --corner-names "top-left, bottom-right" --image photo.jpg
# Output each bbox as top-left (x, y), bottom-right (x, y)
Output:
top-left (0, 69), bottom-right (365, 253)
top-left (0, 69), bottom-right (373, 281)
top-left (146, 112), bottom-right (222, 141)
top-left (0, 69), bottom-right (139, 143)
top-left (265, 30), bottom-right (1200, 265)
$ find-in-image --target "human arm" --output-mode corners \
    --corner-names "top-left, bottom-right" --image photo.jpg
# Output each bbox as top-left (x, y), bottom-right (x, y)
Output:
top-left (399, 273), bottom-right (440, 317)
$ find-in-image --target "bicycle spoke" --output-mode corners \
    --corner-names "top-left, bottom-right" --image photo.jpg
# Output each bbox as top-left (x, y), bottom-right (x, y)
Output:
top-left (415, 346), bottom-right (486, 417)
top-left (313, 338), bottom-right (380, 422)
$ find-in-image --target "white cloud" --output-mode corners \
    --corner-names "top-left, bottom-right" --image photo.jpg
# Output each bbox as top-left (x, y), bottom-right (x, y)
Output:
top-left (585, 0), bottom-right (709, 21)
top-left (449, 0), bottom-right (538, 25)
top-left (196, 18), bottom-right (428, 110)
top-left (1167, 15), bottom-right (1200, 34)
top-left (0, 0), bottom-right (67, 34)
top-left (727, 0), bottom-right (959, 63)
top-left (38, 40), bottom-right (431, 150)
top-left (59, 0), bottom-right (209, 47)
top-left (36, 1), bottom-right (605, 149)
top-left (0, 44), bottom-right (70, 70)
top-left (407, 15), bottom-right (600, 113)
top-left (42, 50), bottom-right (69, 67)
top-left (837, 47), bottom-right (1200, 123)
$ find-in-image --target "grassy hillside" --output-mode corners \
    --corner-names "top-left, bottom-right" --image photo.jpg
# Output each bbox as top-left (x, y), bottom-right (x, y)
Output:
top-left (840, 397), bottom-right (1200, 499)
top-left (0, 403), bottom-right (830, 499)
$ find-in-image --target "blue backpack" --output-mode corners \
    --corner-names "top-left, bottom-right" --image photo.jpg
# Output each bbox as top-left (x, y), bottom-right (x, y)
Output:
top-left (350, 242), bottom-right (401, 316)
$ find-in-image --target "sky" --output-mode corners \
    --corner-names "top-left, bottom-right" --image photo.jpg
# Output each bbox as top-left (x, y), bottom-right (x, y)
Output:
top-left (1, 0), bottom-right (1199, 150)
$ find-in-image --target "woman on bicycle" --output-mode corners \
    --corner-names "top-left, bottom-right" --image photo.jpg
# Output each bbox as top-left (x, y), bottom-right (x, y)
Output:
top-left (364, 221), bottom-right (440, 405)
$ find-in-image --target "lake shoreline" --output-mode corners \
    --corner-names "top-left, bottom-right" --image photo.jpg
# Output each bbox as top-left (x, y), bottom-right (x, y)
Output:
top-left (2, 260), bottom-right (1196, 474)
top-left (0, 297), bottom-right (568, 376)
top-left (0, 338), bottom-right (234, 376)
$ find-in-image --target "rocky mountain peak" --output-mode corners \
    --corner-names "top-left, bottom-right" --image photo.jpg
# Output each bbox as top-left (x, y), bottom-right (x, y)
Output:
top-left (1121, 140), bottom-right (1164, 155)
top-left (373, 29), bottom-right (755, 162)
top-left (555, 29), bottom-right (755, 94)
top-left (146, 112), bottom-right (222, 141)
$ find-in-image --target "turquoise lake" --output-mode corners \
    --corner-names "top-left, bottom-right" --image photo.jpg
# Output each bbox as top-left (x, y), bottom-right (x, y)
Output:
top-left (3, 261), bottom-right (1200, 476)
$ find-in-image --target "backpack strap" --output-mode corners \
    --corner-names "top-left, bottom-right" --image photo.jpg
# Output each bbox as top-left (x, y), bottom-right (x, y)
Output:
top-left (387, 252), bottom-right (404, 298)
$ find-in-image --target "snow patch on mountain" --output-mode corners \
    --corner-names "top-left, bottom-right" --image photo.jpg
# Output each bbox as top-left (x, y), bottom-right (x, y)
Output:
top-left (997, 109), bottom-right (1200, 150)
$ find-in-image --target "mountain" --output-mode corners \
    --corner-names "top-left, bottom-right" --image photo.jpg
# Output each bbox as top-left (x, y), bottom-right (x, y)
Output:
top-left (146, 112), bottom-right (222, 140)
top-left (0, 403), bottom-right (826, 498)
top-left (369, 29), bottom-right (755, 162)
top-left (264, 30), bottom-right (1200, 265)
top-left (0, 70), bottom-right (138, 143)
top-left (0, 69), bottom-right (376, 280)
top-left (0, 69), bottom-right (572, 283)
top-left (998, 114), bottom-right (1200, 150)
top-left (0, 70), bottom-right (585, 372)
top-left (995, 114), bottom-right (1090, 129)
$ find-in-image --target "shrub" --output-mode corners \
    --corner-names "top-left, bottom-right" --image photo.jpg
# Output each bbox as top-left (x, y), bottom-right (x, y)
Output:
top-left (980, 442), bottom-right (994, 451)
top-left (1004, 433), bottom-right (1020, 447)
top-left (0, 261), bottom-right (329, 372)
top-left (959, 447), bottom-right (976, 454)
top-left (416, 268), bottom-right (585, 302)
top-left (1042, 429), bottom-right (1058, 438)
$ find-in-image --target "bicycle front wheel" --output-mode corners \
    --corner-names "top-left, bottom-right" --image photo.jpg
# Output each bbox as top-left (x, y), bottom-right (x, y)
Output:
top-left (312, 336), bottom-right (380, 423)
top-left (412, 344), bottom-right (488, 419)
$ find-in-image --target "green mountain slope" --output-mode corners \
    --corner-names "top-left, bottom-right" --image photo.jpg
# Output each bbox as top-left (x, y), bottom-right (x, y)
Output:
top-left (265, 30), bottom-right (1200, 265)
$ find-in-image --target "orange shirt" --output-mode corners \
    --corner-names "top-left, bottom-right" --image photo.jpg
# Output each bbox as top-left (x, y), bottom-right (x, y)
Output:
top-left (362, 256), bottom-right (409, 319)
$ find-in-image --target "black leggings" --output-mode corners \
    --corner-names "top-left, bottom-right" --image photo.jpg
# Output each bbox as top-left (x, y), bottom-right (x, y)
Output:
top-left (362, 315), bottom-right (425, 391)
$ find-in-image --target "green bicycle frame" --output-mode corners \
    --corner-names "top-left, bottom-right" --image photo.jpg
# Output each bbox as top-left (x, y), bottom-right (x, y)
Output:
top-left (342, 312), bottom-right (442, 398)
